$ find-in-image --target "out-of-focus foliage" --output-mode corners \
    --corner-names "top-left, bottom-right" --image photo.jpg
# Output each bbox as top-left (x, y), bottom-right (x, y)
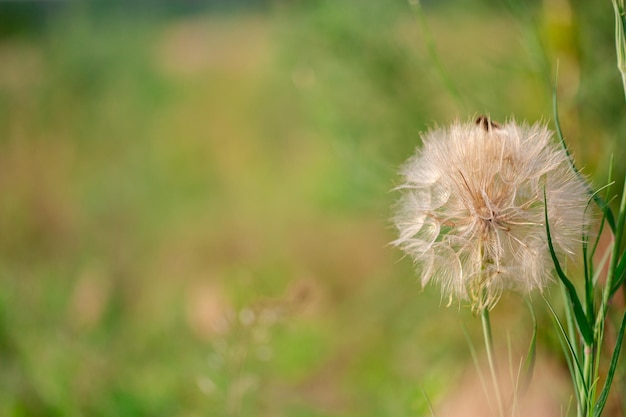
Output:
top-left (0, 1), bottom-right (623, 416)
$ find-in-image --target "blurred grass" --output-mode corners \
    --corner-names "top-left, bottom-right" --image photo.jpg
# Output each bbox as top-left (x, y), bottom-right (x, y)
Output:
top-left (0, 1), bottom-right (624, 416)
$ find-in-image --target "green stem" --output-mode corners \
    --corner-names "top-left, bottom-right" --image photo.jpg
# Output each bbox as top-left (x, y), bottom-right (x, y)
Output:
top-left (596, 179), bottom-right (626, 330)
top-left (560, 284), bottom-right (585, 417)
top-left (481, 308), bottom-right (505, 417)
top-left (408, 0), bottom-right (466, 110)
top-left (583, 343), bottom-right (594, 417)
top-left (613, 0), bottom-right (626, 102)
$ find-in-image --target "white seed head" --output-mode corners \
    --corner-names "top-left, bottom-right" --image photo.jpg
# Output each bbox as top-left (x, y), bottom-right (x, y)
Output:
top-left (392, 118), bottom-right (590, 311)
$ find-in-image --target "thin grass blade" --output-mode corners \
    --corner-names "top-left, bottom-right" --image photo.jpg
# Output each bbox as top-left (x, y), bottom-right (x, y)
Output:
top-left (544, 296), bottom-right (588, 401)
top-left (583, 228), bottom-right (593, 317)
top-left (462, 324), bottom-right (494, 415)
top-left (519, 299), bottom-right (537, 394)
top-left (544, 189), bottom-right (594, 345)
top-left (552, 75), bottom-right (616, 233)
top-left (593, 247), bottom-right (613, 287)
top-left (590, 159), bottom-right (614, 261)
top-left (610, 254), bottom-right (626, 297)
top-left (603, 176), bottom-right (626, 316)
top-left (408, 0), bottom-right (465, 109)
top-left (593, 310), bottom-right (626, 417)
top-left (613, 177), bottom-right (626, 268)
top-left (422, 388), bottom-right (437, 417)
top-left (613, 0), bottom-right (626, 101)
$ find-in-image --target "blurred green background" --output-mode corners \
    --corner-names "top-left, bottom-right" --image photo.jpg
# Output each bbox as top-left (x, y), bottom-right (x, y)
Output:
top-left (0, 1), bottom-right (624, 416)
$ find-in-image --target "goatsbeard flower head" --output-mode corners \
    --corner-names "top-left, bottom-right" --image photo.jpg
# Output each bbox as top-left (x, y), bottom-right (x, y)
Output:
top-left (392, 117), bottom-right (590, 311)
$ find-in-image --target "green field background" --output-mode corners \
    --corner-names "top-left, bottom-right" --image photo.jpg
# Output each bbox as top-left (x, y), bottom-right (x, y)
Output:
top-left (0, 1), bottom-right (624, 416)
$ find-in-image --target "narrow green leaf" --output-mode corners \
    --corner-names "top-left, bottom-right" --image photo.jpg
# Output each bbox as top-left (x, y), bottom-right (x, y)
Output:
top-left (556, 330), bottom-right (580, 409)
top-left (552, 77), bottom-right (617, 233)
top-left (544, 189), bottom-right (594, 345)
top-left (544, 296), bottom-right (588, 397)
top-left (593, 248), bottom-right (613, 288)
top-left (593, 311), bottom-right (626, 417)
top-left (561, 283), bottom-right (581, 361)
top-left (552, 73), bottom-right (566, 151)
top-left (614, 0), bottom-right (626, 102)
top-left (408, 0), bottom-right (465, 109)
top-left (585, 178), bottom-right (613, 313)
top-left (596, 195), bottom-right (618, 237)
top-left (603, 176), bottom-right (626, 318)
top-left (610, 254), bottom-right (626, 297)
top-left (461, 325), bottom-right (493, 414)
top-left (590, 159), bottom-right (614, 261)
top-left (553, 85), bottom-right (563, 137)
top-left (422, 388), bottom-right (437, 417)
top-left (520, 299), bottom-right (537, 394)
top-left (613, 177), bottom-right (626, 266)
top-left (559, 284), bottom-right (585, 410)
top-left (582, 226), bottom-right (593, 317)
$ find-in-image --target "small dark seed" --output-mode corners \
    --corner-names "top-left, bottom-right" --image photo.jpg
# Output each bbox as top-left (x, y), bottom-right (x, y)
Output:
top-left (475, 116), bottom-right (501, 131)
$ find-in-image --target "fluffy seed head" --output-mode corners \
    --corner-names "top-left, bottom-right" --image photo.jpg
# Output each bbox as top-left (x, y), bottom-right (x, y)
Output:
top-left (392, 118), bottom-right (590, 311)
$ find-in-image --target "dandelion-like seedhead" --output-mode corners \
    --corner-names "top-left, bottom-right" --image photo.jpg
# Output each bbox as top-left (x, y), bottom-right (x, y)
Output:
top-left (392, 117), bottom-right (590, 311)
